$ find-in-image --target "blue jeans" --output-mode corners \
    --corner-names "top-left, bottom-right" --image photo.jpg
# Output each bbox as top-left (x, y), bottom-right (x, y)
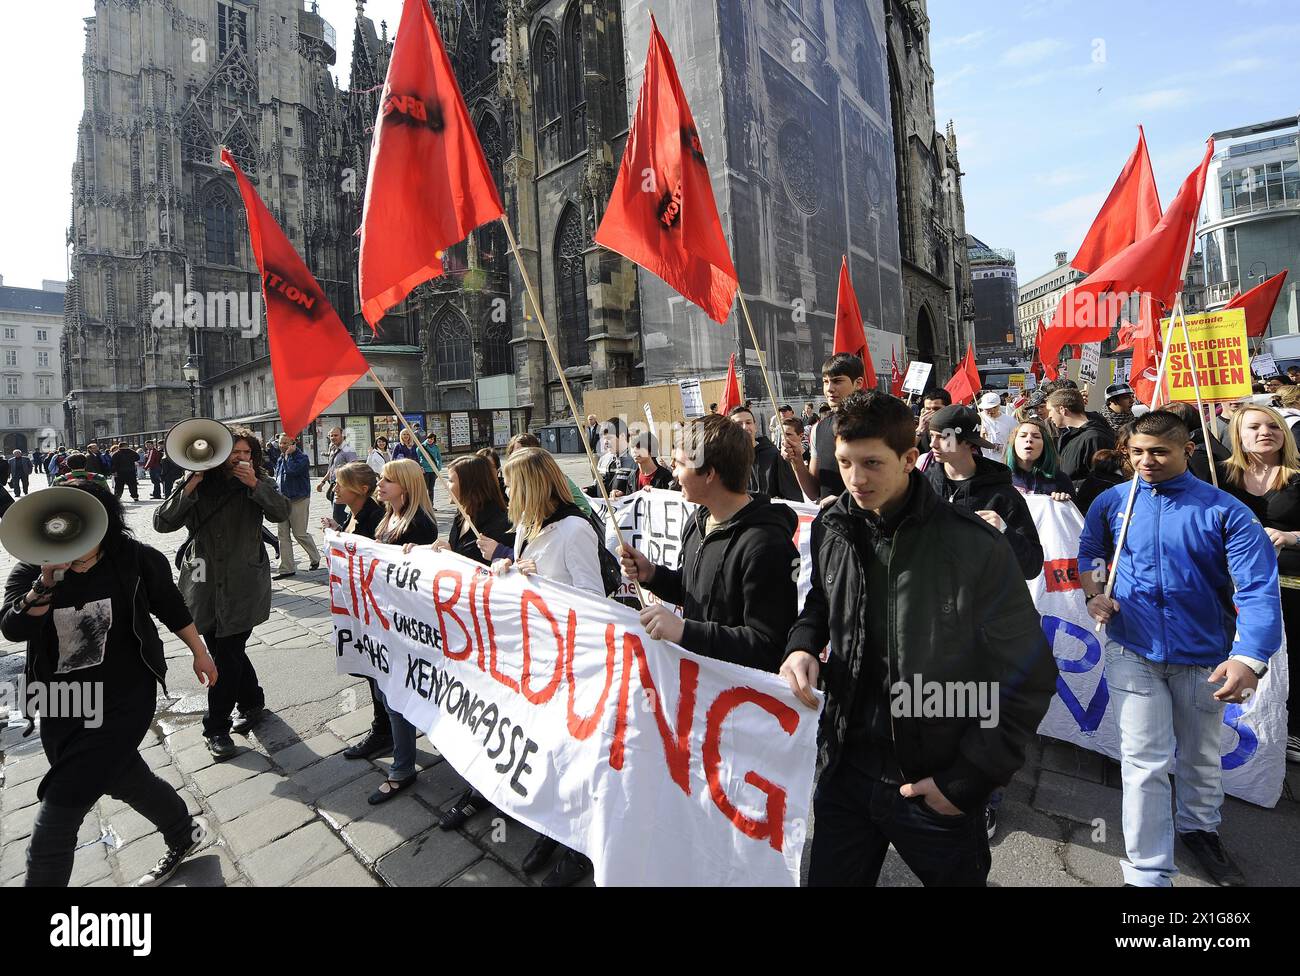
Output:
top-left (1105, 640), bottom-right (1225, 887)
top-left (376, 687), bottom-right (417, 781)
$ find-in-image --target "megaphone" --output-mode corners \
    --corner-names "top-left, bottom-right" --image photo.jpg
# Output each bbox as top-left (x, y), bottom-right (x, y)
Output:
top-left (0, 486), bottom-right (109, 565)
top-left (164, 418), bottom-right (234, 471)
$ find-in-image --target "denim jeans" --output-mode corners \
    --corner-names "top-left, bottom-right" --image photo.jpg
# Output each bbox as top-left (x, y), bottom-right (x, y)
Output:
top-left (1104, 640), bottom-right (1225, 887)
top-left (376, 687), bottom-right (417, 781)
top-left (807, 761), bottom-right (991, 886)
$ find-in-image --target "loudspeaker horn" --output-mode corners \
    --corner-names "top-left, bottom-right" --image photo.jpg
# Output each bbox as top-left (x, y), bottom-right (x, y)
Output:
top-left (0, 486), bottom-right (110, 565)
top-left (164, 418), bottom-right (234, 471)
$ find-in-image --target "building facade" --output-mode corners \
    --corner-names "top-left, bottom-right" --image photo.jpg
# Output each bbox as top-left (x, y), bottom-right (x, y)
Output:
top-left (1017, 250), bottom-right (1085, 351)
top-left (967, 236), bottom-right (1017, 362)
top-left (0, 279), bottom-right (67, 453)
top-left (1199, 117), bottom-right (1299, 336)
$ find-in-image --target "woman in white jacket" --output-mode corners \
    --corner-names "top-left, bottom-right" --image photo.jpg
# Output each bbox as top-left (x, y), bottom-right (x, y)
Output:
top-left (492, 446), bottom-right (604, 886)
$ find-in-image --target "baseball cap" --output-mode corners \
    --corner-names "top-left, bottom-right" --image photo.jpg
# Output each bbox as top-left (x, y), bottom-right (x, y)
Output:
top-left (1105, 383), bottom-right (1135, 401)
top-left (977, 392), bottom-right (1002, 410)
top-left (928, 404), bottom-right (997, 450)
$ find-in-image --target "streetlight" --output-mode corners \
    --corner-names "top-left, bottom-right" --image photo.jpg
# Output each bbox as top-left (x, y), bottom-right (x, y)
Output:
top-left (182, 355), bottom-right (200, 418)
top-left (1247, 261), bottom-right (1269, 284)
top-left (64, 393), bottom-right (77, 447)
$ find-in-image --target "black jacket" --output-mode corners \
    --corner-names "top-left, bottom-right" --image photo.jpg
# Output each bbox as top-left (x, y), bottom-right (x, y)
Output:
top-left (643, 494), bottom-right (800, 673)
top-left (379, 507), bottom-right (438, 547)
top-left (633, 462), bottom-right (675, 491)
top-left (345, 496), bottom-right (385, 540)
top-left (923, 455), bottom-right (1045, 579)
top-left (1190, 428), bottom-right (1230, 484)
top-left (448, 503), bottom-right (513, 564)
top-left (2, 540), bottom-right (193, 697)
top-left (1057, 416), bottom-right (1116, 482)
top-left (785, 474), bottom-right (1058, 812)
top-left (111, 448), bottom-right (140, 476)
top-left (751, 435), bottom-right (804, 502)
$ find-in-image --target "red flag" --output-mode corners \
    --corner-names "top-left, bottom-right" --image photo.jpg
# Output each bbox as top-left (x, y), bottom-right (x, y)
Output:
top-left (594, 17), bottom-right (738, 324)
top-left (1226, 269), bottom-right (1289, 338)
top-left (944, 343), bottom-right (981, 405)
top-left (222, 148), bottom-right (369, 437)
top-left (833, 256), bottom-right (872, 380)
top-left (1072, 126), bottom-right (1162, 274)
top-left (1039, 139), bottom-right (1214, 371)
top-left (1030, 322), bottom-right (1046, 381)
top-left (358, 0), bottom-right (503, 328)
top-left (718, 353), bottom-right (742, 415)
top-left (890, 349), bottom-right (905, 397)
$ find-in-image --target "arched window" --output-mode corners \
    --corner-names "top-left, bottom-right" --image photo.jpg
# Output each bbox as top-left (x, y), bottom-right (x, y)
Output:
top-left (564, 6), bottom-right (586, 154)
top-left (433, 309), bottom-right (473, 383)
top-left (554, 205), bottom-right (590, 368)
top-left (202, 186), bottom-right (238, 265)
top-left (475, 114), bottom-right (507, 273)
top-left (535, 26), bottom-right (562, 163)
top-left (482, 317), bottom-right (513, 376)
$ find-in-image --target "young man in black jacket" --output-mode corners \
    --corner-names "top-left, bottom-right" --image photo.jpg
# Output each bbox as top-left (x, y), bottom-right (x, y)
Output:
top-left (728, 404), bottom-right (804, 502)
top-left (781, 391), bottom-right (1058, 886)
top-left (1047, 387), bottom-right (1116, 483)
top-left (618, 414), bottom-right (800, 673)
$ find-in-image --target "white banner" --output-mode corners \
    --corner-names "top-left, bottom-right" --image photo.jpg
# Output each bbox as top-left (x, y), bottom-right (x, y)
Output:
top-left (902, 361), bottom-right (933, 395)
top-left (327, 532), bottom-right (821, 885)
top-left (1024, 494), bottom-right (1290, 807)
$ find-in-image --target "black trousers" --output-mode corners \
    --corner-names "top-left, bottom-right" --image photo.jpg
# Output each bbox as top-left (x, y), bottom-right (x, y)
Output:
top-left (25, 754), bottom-right (192, 886)
top-left (10, 474), bottom-right (28, 496)
top-left (202, 629), bottom-right (261, 737)
top-left (807, 761), bottom-right (991, 886)
top-left (113, 472), bottom-right (138, 500)
top-left (1283, 589), bottom-right (1300, 736)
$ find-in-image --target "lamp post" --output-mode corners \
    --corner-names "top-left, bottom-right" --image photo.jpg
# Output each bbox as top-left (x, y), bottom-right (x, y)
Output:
top-left (65, 393), bottom-right (78, 447)
top-left (182, 355), bottom-right (200, 418)
top-left (1247, 261), bottom-right (1269, 285)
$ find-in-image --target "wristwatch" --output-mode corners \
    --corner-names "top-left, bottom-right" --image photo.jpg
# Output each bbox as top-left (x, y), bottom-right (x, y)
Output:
top-left (1229, 654), bottom-right (1268, 678)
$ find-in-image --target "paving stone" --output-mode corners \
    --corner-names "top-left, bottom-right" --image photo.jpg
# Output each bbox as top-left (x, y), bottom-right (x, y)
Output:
top-left (290, 752), bottom-right (370, 802)
top-left (447, 859), bottom-right (525, 887)
top-left (139, 745), bottom-right (172, 771)
top-left (102, 806), bottom-right (161, 847)
top-left (114, 822), bottom-right (216, 886)
top-left (326, 708), bottom-right (374, 743)
top-left (2, 802), bottom-right (40, 844)
top-left (290, 855), bottom-right (381, 887)
top-left (1032, 770), bottom-right (1122, 827)
top-left (68, 843), bottom-right (113, 887)
top-left (409, 760), bottom-right (471, 812)
top-left (316, 770), bottom-right (388, 828)
top-left (1, 755), bottom-right (50, 789)
top-left (166, 723), bottom-right (209, 754)
top-left (207, 771), bottom-right (299, 822)
top-left (376, 828), bottom-right (483, 887)
top-left (1, 839), bottom-right (31, 882)
top-left (1041, 740), bottom-right (1108, 784)
top-left (173, 742), bottom-right (218, 776)
top-left (241, 821), bottom-right (347, 887)
top-left (224, 796), bottom-right (317, 857)
top-left (2, 775), bottom-right (42, 812)
top-left (169, 845), bottom-right (242, 887)
top-left (190, 750), bottom-right (272, 795)
top-left (466, 814), bottom-right (545, 874)
top-left (272, 732), bottom-right (347, 774)
top-left (343, 794), bottom-right (438, 863)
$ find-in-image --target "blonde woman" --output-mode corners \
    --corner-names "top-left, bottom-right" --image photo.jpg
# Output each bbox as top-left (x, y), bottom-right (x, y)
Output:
top-left (320, 461), bottom-right (383, 540)
top-left (492, 447), bottom-right (603, 885)
top-left (392, 428), bottom-right (420, 463)
top-left (1220, 403), bottom-right (1300, 764)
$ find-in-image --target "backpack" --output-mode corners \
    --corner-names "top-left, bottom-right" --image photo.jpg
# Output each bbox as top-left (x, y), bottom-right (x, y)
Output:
top-left (581, 508), bottom-right (627, 598)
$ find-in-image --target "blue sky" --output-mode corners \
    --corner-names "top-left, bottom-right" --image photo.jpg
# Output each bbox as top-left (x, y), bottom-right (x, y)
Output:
top-left (928, 0), bottom-right (1300, 285)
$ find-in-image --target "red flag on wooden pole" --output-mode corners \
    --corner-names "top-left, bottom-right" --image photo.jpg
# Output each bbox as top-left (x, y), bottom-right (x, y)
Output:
top-left (832, 255), bottom-right (877, 387)
top-left (890, 348), bottom-right (905, 397)
top-left (358, 0), bottom-right (503, 328)
top-left (1071, 126), bottom-right (1162, 274)
top-left (718, 353), bottom-right (742, 415)
top-left (944, 343), bottom-right (981, 405)
top-left (222, 148), bottom-right (369, 437)
top-left (593, 16), bottom-right (738, 324)
top-left (1226, 269), bottom-right (1289, 338)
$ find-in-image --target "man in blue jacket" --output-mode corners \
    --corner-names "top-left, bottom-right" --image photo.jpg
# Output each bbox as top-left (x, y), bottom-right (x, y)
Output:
top-left (1079, 410), bottom-right (1281, 887)
top-left (273, 433), bottom-right (319, 579)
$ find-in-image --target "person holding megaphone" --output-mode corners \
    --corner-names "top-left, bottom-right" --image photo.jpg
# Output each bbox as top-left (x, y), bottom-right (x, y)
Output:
top-left (1, 478), bottom-right (219, 887)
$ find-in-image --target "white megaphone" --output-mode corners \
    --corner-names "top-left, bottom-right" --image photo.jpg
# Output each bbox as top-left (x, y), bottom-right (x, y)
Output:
top-left (164, 418), bottom-right (234, 471)
top-left (0, 486), bottom-right (110, 565)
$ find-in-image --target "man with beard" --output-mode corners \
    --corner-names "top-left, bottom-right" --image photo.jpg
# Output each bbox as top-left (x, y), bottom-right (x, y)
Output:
top-left (1103, 383), bottom-right (1137, 434)
top-left (728, 404), bottom-right (803, 501)
top-left (154, 427), bottom-right (290, 760)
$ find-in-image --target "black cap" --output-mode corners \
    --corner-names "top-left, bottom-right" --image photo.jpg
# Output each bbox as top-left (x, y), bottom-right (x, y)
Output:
top-left (927, 404), bottom-right (997, 450)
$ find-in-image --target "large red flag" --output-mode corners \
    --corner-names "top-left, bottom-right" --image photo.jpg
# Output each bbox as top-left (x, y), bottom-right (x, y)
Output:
top-left (832, 256), bottom-right (876, 386)
top-left (222, 149), bottom-right (369, 436)
top-left (944, 343), bottom-right (981, 405)
top-left (1129, 295), bottom-right (1163, 406)
top-left (1226, 269), bottom-right (1289, 338)
top-left (718, 353), bottom-right (742, 415)
top-left (1030, 322), bottom-right (1047, 381)
top-left (1039, 139), bottom-right (1214, 371)
top-left (594, 16), bottom-right (738, 324)
top-left (358, 0), bottom-right (503, 328)
top-left (1071, 126), bottom-right (1162, 274)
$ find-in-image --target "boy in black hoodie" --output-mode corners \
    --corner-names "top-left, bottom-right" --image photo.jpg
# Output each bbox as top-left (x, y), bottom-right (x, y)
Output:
top-left (618, 414), bottom-right (800, 673)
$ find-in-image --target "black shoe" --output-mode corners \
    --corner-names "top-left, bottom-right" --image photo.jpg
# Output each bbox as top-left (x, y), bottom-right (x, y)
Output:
top-left (343, 730), bottom-right (393, 760)
top-left (985, 804), bottom-right (998, 841)
top-left (1178, 830), bottom-right (1247, 887)
top-left (309, 561), bottom-right (320, 571)
top-left (132, 822), bottom-right (206, 887)
top-left (439, 789), bottom-right (489, 831)
top-left (522, 835), bottom-right (559, 874)
top-left (541, 850), bottom-right (590, 887)
top-left (230, 706), bottom-right (267, 736)
top-left (273, 572), bottom-right (297, 580)
top-left (205, 733), bottom-right (239, 761)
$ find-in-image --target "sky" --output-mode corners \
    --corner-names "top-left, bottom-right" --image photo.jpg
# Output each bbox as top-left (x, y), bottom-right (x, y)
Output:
top-left (3, 1), bottom-right (1297, 292)
top-left (928, 0), bottom-right (1300, 285)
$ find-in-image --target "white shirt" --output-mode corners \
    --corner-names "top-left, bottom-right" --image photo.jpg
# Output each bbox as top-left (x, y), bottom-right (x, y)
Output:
top-left (515, 514), bottom-right (604, 597)
top-left (979, 410), bottom-right (1018, 462)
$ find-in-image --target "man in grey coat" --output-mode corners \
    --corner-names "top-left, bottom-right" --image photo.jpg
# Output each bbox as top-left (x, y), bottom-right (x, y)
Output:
top-left (154, 428), bottom-right (290, 760)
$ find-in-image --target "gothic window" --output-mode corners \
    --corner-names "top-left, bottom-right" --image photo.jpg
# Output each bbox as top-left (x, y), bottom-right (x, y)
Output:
top-left (475, 115), bottom-right (507, 273)
top-left (433, 309), bottom-right (473, 383)
top-left (218, 3), bottom-right (248, 59)
top-left (535, 27), bottom-right (562, 163)
top-left (564, 6), bottom-right (587, 154)
top-left (554, 205), bottom-right (590, 369)
top-left (482, 316), bottom-right (513, 376)
top-left (609, 1), bottom-right (628, 129)
top-left (181, 112), bottom-right (213, 164)
top-left (203, 187), bottom-right (238, 265)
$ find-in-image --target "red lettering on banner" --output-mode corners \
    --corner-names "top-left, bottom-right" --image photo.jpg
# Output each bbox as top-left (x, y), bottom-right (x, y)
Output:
top-left (432, 569), bottom-right (471, 659)
top-left (468, 573), bottom-right (487, 670)
top-left (565, 621), bottom-right (617, 740)
top-left (1043, 558), bottom-right (1080, 592)
top-left (346, 548), bottom-right (359, 617)
top-left (609, 632), bottom-right (699, 794)
top-left (520, 591), bottom-right (564, 705)
top-left (328, 547), bottom-right (351, 616)
top-left (791, 512), bottom-right (814, 549)
top-left (702, 688), bottom-right (798, 852)
top-left (359, 558), bottom-right (390, 629)
top-left (484, 577), bottom-right (518, 693)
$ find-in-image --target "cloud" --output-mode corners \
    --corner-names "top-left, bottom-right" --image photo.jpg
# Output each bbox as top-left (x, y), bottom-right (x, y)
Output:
top-left (1036, 166), bottom-right (1090, 188)
top-left (999, 38), bottom-right (1068, 67)
top-left (934, 64), bottom-right (977, 92)
top-left (1037, 191), bottom-right (1107, 226)
top-left (933, 29), bottom-right (992, 53)
top-left (1225, 24), bottom-right (1300, 48)
top-left (1118, 88), bottom-right (1193, 113)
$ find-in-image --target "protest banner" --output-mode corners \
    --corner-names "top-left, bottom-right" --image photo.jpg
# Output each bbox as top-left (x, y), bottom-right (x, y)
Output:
top-left (678, 378), bottom-right (705, 418)
top-left (1161, 308), bottom-right (1252, 403)
top-left (1024, 494), bottom-right (1289, 807)
top-left (327, 531), bottom-right (821, 885)
top-left (901, 361), bottom-right (932, 396)
top-left (1079, 343), bottom-right (1101, 386)
top-left (1251, 352), bottom-right (1279, 379)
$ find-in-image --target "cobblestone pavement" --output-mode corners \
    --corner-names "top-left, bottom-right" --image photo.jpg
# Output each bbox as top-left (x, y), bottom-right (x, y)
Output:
top-left (2, 461), bottom-right (1298, 887)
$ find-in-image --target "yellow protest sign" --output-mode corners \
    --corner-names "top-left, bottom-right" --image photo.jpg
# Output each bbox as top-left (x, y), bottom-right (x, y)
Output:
top-left (1161, 308), bottom-right (1251, 403)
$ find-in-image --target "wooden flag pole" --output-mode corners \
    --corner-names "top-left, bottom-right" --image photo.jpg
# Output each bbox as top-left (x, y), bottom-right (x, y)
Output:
top-left (497, 214), bottom-right (647, 605)
top-left (365, 368), bottom-right (482, 540)
top-left (735, 290), bottom-right (784, 439)
top-left (1171, 309), bottom-right (1220, 487)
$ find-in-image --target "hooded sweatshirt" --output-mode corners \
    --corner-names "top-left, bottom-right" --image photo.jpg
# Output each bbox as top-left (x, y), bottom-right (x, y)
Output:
top-left (643, 494), bottom-right (800, 672)
top-left (1057, 414), bottom-right (1117, 482)
top-left (923, 454), bottom-right (1044, 579)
